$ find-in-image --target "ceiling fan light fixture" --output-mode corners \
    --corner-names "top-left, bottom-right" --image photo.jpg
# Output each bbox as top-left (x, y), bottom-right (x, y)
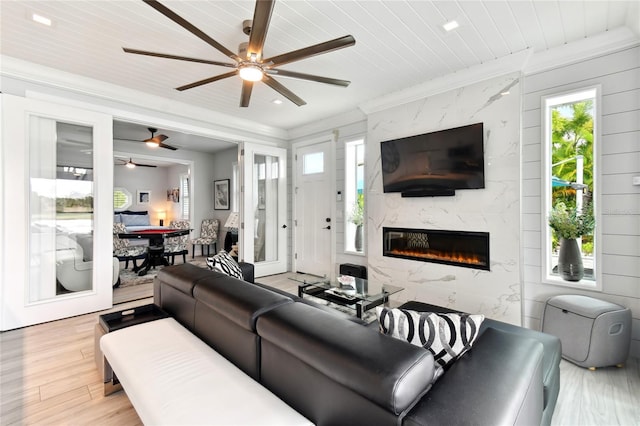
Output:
top-left (239, 63), bottom-right (264, 82)
top-left (126, 160), bottom-right (136, 169)
top-left (146, 140), bottom-right (160, 148)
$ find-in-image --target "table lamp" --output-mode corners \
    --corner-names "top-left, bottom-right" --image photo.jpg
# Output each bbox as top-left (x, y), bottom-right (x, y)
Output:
top-left (224, 212), bottom-right (239, 230)
top-left (158, 211), bottom-right (166, 227)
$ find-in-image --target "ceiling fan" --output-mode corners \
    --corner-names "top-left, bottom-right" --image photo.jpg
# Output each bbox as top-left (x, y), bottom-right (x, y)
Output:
top-left (123, 0), bottom-right (356, 107)
top-left (119, 127), bottom-right (178, 151)
top-left (115, 158), bottom-right (157, 169)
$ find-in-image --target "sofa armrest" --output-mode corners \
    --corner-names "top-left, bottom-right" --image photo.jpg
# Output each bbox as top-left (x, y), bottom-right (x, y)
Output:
top-left (238, 262), bottom-right (254, 283)
top-left (404, 327), bottom-right (544, 426)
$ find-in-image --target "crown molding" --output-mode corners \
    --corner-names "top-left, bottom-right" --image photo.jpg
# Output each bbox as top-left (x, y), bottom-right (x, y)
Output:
top-left (288, 108), bottom-right (367, 142)
top-left (359, 49), bottom-right (532, 115)
top-left (359, 26), bottom-right (639, 115)
top-left (0, 55), bottom-right (289, 142)
top-left (523, 27), bottom-right (639, 75)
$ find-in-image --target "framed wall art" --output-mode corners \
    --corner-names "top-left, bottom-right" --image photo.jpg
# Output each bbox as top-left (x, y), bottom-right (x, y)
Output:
top-left (214, 179), bottom-right (230, 210)
top-left (167, 188), bottom-right (180, 203)
top-left (137, 190), bottom-right (151, 205)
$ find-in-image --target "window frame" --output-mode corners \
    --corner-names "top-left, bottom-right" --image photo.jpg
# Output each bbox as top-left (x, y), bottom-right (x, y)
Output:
top-left (541, 85), bottom-right (602, 291)
top-left (344, 138), bottom-right (365, 255)
top-left (113, 187), bottom-right (132, 211)
top-left (180, 173), bottom-right (190, 220)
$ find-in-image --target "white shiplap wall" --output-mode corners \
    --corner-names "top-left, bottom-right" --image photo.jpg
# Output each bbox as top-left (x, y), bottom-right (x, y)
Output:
top-left (522, 46), bottom-right (640, 358)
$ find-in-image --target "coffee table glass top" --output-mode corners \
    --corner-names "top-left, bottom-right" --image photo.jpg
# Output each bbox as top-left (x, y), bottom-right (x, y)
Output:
top-left (288, 273), bottom-right (327, 286)
top-left (293, 274), bottom-right (403, 303)
top-left (329, 276), bottom-right (403, 303)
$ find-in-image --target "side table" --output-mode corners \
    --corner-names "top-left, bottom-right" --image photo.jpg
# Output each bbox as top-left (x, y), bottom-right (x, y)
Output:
top-left (94, 304), bottom-right (169, 395)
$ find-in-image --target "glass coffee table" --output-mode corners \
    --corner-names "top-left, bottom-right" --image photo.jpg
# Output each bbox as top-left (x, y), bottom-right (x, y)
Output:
top-left (292, 275), bottom-right (403, 319)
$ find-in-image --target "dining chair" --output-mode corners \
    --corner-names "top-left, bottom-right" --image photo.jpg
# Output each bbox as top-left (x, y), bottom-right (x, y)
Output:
top-left (164, 220), bottom-right (190, 265)
top-left (191, 219), bottom-right (219, 258)
top-left (113, 222), bottom-right (147, 270)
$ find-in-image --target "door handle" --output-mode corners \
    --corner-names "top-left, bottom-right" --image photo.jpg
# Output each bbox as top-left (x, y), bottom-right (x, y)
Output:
top-left (323, 225), bottom-right (331, 230)
top-left (282, 224), bottom-right (287, 229)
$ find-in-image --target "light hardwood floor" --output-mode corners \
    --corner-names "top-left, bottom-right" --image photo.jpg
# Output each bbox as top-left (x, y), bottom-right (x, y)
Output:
top-left (1, 273), bottom-right (638, 425)
top-left (1, 298), bottom-right (148, 425)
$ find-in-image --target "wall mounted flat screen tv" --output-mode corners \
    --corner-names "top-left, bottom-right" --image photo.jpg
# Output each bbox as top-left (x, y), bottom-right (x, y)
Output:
top-left (381, 123), bottom-right (485, 196)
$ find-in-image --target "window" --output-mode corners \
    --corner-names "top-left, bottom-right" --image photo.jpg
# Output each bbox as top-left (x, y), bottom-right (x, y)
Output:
top-left (303, 152), bottom-right (324, 174)
top-left (180, 174), bottom-right (190, 220)
top-left (543, 87), bottom-right (599, 288)
top-left (345, 139), bottom-right (365, 253)
top-left (113, 187), bottom-right (132, 211)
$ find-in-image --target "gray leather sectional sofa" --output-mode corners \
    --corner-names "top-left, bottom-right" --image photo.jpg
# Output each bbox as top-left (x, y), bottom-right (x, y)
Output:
top-left (153, 263), bottom-right (561, 425)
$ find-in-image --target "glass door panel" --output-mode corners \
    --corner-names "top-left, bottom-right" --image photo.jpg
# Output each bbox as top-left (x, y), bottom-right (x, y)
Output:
top-left (241, 143), bottom-right (287, 277)
top-left (1, 94), bottom-right (113, 331)
top-left (29, 119), bottom-right (95, 301)
top-left (254, 154), bottom-right (279, 263)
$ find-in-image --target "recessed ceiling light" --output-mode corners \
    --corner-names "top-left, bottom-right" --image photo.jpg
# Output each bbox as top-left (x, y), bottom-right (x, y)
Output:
top-left (272, 99), bottom-right (283, 105)
top-left (442, 20), bottom-right (459, 32)
top-left (501, 91), bottom-right (510, 96)
top-left (32, 13), bottom-right (52, 26)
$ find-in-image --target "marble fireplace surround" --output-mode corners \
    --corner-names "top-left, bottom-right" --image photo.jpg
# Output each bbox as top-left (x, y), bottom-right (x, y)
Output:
top-left (382, 227), bottom-right (490, 271)
top-left (366, 72), bottom-right (522, 326)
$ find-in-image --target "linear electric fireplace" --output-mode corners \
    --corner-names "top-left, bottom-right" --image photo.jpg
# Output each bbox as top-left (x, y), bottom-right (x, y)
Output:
top-left (383, 227), bottom-right (490, 271)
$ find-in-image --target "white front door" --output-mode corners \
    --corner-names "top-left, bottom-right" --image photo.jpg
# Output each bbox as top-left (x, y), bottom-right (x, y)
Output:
top-left (294, 141), bottom-right (333, 277)
top-left (240, 143), bottom-right (287, 277)
top-left (1, 94), bottom-right (114, 330)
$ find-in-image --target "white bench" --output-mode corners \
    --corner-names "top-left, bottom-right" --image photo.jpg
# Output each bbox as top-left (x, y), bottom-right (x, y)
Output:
top-left (100, 317), bottom-right (313, 426)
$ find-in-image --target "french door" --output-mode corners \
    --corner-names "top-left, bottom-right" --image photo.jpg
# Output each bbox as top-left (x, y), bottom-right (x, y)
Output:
top-left (1, 94), bottom-right (114, 330)
top-left (240, 143), bottom-right (287, 277)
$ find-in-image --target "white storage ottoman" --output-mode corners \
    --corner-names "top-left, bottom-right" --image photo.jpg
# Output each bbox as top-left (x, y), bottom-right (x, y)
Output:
top-left (542, 295), bottom-right (631, 370)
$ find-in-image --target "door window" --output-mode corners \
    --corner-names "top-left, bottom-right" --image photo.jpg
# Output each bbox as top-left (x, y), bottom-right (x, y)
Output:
top-left (303, 152), bottom-right (324, 175)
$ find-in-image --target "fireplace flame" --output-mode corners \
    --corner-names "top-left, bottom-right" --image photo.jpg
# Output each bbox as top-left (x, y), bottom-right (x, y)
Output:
top-left (389, 249), bottom-right (485, 266)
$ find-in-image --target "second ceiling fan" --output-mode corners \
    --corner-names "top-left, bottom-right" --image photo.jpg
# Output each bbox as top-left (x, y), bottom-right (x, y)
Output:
top-left (119, 127), bottom-right (178, 151)
top-left (123, 0), bottom-right (356, 107)
top-left (116, 157), bottom-right (157, 168)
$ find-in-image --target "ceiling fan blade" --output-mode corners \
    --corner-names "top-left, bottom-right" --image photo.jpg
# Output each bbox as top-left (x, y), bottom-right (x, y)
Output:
top-left (175, 70), bottom-right (238, 91)
top-left (266, 69), bottom-right (350, 87)
top-left (158, 142), bottom-right (178, 151)
top-left (247, 0), bottom-right (275, 60)
top-left (263, 75), bottom-right (306, 106)
top-left (143, 0), bottom-right (240, 61)
top-left (135, 163), bottom-right (158, 168)
top-left (240, 80), bottom-right (254, 107)
top-left (264, 35), bottom-right (355, 68)
top-left (123, 48), bottom-right (236, 68)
